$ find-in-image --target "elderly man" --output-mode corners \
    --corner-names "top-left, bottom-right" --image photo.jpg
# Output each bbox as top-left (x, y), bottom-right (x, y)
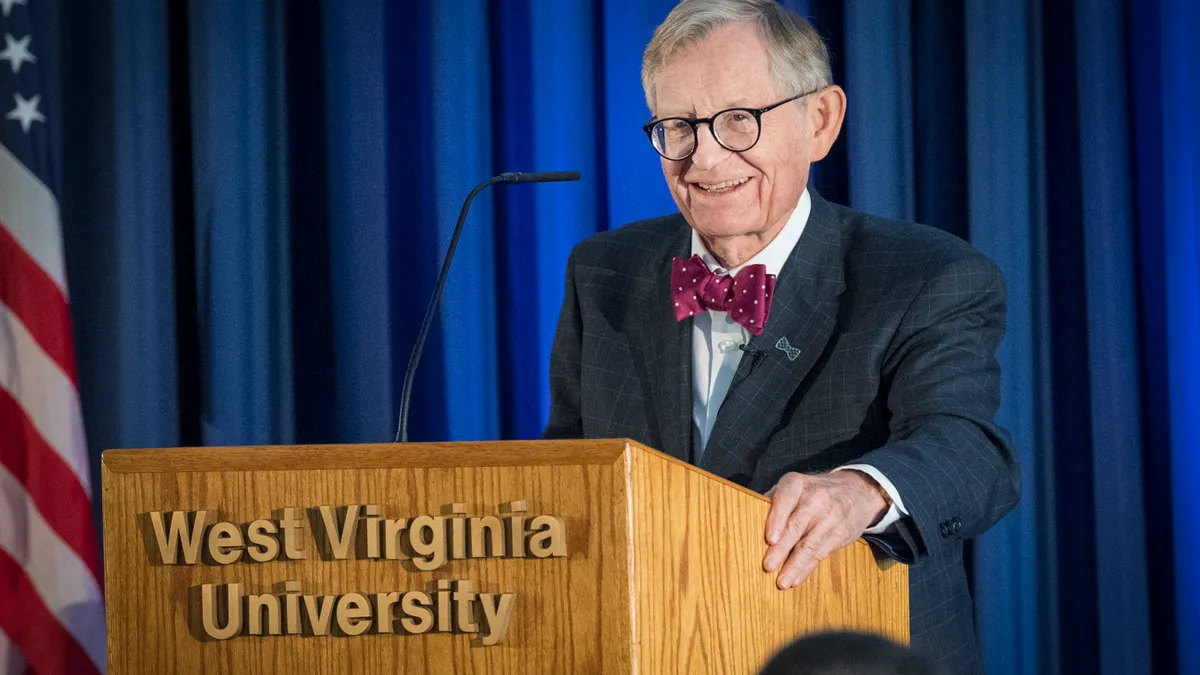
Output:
top-left (543, 1), bottom-right (1019, 674)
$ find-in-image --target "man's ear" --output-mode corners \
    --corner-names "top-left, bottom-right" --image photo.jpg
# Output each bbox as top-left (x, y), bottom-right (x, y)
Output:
top-left (807, 85), bottom-right (847, 163)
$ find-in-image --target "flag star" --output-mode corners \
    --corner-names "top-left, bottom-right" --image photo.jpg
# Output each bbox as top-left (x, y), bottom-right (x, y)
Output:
top-left (0, 34), bottom-right (36, 74)
top-left (0, 0), bottom-right (27, 18)
top-left (7, 92), bottom-right (45, 133)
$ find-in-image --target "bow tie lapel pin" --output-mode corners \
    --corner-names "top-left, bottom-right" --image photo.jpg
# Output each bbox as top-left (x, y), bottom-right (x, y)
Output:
top-left (775, 337), bottom-right (801, 361)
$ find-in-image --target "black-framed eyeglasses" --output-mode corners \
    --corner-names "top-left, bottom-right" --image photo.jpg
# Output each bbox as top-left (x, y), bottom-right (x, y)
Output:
top-left (642, 87), bottom-right (822, 161)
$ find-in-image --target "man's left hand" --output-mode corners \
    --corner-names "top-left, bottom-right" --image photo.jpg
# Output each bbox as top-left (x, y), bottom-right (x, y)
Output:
top-left (762, 470), bottom-right (888, 589)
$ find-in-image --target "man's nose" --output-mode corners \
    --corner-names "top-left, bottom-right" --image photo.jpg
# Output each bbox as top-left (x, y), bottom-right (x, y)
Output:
top-left (689, 123), bottom-right (730, 171)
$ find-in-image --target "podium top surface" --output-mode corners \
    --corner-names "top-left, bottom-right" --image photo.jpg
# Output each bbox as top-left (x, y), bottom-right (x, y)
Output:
top-left (103, 439), bottom-right (628, 471)
top-left (101, 440), bottom-right (766, 504)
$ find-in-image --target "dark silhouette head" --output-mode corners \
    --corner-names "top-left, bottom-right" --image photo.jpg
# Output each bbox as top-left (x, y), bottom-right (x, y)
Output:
top-left (758, 632), bottom-right (944, 675)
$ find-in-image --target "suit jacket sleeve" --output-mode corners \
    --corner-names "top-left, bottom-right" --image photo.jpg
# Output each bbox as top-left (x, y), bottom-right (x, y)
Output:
top-left (544, 249), bottom-right (584, 439)
top-left (857, 251), bottom-right (1020, 564)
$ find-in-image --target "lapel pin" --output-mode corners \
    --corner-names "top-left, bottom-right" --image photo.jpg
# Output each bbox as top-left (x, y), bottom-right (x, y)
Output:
top-left (775, 337), bottom-right (801, 362)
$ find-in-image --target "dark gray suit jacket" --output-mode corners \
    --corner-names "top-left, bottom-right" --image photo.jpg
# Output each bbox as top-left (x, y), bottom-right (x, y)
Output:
top-left (543, 191), bottom-right (1020, 675)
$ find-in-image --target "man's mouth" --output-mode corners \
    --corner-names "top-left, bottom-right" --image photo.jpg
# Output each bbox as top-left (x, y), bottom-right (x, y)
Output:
top-left (694, 177), bottom-right (750, 193)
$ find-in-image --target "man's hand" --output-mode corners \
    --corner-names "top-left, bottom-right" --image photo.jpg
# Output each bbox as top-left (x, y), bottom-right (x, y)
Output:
top-left (762, 470), bottom-right (888, 589)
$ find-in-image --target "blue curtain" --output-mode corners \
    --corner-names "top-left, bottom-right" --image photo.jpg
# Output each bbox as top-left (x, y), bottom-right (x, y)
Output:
top-left (55, 0), bottom-right (1198, 673)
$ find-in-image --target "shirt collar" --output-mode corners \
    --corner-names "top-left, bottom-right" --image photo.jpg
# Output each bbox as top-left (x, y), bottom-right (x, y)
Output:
top-left (690, 188), bottom-right (812, 276)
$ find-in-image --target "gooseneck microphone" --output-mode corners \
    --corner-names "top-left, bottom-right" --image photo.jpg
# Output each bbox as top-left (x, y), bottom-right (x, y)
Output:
top-left (394, 171), bottom-right (582, 443)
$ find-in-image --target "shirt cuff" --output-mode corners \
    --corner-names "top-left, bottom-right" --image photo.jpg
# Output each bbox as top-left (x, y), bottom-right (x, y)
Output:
top-left (833, 464), bottom-right (910, 534)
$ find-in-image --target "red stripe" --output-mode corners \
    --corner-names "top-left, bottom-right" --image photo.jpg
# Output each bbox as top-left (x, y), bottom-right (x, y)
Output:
top-left (0, 548), bottom-right (102, 675)
top-left (0, 221), bottom-right (78, 385)
top-left (0, 388), bottom-right (101, 588)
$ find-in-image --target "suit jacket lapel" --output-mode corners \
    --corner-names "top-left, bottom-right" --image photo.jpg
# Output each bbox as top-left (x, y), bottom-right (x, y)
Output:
top-left (625, 219), bottom-right (693, 463)
top-left (698, 192), bottom-right (849, 480)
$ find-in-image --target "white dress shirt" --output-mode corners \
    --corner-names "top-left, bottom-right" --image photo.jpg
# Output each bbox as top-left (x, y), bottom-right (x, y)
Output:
top-left (689, 189), bottom-right (908, 533)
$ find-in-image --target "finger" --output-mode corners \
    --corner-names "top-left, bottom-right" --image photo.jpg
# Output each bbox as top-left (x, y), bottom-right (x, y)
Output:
top-left (763, 498), bottom-right (817, 572)
top-left (764, 473), bottom-right (804, 545)
top-left (777, 518), bottom-right (839, 590)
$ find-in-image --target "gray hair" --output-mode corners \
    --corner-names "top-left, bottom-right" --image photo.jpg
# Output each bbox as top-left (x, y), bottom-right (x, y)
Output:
top-left (641, 0), bottom-right (833, 110)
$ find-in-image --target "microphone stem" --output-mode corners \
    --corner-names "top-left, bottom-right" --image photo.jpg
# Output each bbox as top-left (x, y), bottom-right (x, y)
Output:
top-left (395, 176), bottom-right (504, 443)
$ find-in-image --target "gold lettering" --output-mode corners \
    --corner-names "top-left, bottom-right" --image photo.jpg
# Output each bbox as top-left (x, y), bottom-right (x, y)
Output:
top-left (469, 515), bottom-right (504, 558)
top-left (207, 522), bottom-right (243, 565)
top-left (528, 515), bottom-right (568, 558)
top-left (384, 517), bottom-right (409, 560)
top-left (318, 505), bottom-right (360, 560)
top-left (364, 505), bottom-right (382, 559)
top-left (376, 592), bottom-right (400, 634)
top-left (246, 519), bottom-right (279, 562)
top-left (504, 502), bottom-right (526, 558)
top-left (478, 593), bottom-right (516, 646)
top-left (409, 515), bottom-right (445, 571)
top-left (454, 580), bottom-right (478, 632)
top-left (200, 583), bottom-right (242, 640)
top-left (247, 592), bottom-right (281, 635)
top-left (336, 593), bottom-right (371, 636)
top-left (284, 581), bottom-right (301, 635)
top-left (436, 579), bottom-right (452, 632)
top-left (280, 508), bottom-right (307, 560)
top-left (400, 592), bottom-right (433, 634)
top-left (449, 503), bottom-right (467, 559)
top-left (302, 593), bottom-right (335, 636)
top-left (149, 510), bottom-right (207, 565)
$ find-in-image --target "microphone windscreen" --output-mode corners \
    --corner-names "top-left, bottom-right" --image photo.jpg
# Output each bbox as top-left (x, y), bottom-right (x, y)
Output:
top-left (527, 171), bottom-right (581, 183)
top-left (501, 171), bottom-right (581, 184)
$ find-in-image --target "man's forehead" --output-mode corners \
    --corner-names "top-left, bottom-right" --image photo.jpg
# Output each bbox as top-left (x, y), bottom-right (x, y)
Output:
top-left (651, 24), bottom-right (776, 114)
top-left (652, 70), bottom-right (779, 116)
top-left (653, 96), bottom-right (761, 117)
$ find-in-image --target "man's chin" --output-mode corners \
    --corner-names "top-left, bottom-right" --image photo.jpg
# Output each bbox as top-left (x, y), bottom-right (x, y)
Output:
top-left (688, 217), bottom-right (762, 242)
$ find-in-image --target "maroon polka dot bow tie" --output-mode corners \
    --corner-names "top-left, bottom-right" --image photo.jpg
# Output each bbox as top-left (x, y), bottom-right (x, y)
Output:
top-left (670, 254), bottom-right (777, 336)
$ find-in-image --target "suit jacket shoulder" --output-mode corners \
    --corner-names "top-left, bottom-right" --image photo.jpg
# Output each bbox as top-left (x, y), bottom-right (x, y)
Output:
top-left (832, 202), bottom-right (1003, 297)
top-left (571, 212), bottom-right (690, 269)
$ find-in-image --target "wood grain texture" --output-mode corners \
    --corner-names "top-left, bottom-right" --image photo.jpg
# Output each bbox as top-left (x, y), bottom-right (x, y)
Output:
top-left (103, 441), bottom-right (634, 675)
top-left (102, 440), bottom-right (907, 675)
top-left (626, 441), bottom-right (909, 674)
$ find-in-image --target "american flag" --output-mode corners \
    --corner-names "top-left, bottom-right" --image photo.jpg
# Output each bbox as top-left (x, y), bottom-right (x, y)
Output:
top-left (0, 0), bottom-right (106, 673)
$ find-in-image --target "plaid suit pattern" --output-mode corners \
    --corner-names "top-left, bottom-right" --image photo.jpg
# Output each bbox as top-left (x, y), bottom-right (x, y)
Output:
top-left (544, 191), bottom-right (1020, 675)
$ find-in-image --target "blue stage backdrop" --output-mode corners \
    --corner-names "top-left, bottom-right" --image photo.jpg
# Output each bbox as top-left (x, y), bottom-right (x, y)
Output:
top-left (54, 1), bottom-right (1197, 674)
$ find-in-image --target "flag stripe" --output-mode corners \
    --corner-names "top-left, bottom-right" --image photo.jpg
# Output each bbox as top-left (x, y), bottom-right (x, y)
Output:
top-left (0, 142), bottom-right (66, 295)
top-left (0, 387), bottom-right (101, 585)
top-left (0, 548), bottom-right (102, 675)
top-left (0, 303), bottom-right (90, 495)
top-left (0, 467), bottom-right (105, 672)
top-left (0, 221), bottom-right (77, 385)
top-left (0, 629), bottom-right (29, 675)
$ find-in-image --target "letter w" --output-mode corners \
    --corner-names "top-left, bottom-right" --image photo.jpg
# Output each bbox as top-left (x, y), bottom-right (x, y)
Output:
top-left (149, 510), bottom-right (208, 565)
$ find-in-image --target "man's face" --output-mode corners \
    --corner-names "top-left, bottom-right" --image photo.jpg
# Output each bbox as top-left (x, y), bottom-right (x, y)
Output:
top-left (652, 22), bottom-right (812, 245)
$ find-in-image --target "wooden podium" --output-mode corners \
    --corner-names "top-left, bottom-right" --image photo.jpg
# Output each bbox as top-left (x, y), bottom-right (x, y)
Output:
top-left (102, 439), bottom-right (907, 674)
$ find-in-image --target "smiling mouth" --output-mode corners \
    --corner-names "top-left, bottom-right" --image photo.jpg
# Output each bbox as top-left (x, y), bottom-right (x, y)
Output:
top-left (694, 177), bottom-right (750, 193)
